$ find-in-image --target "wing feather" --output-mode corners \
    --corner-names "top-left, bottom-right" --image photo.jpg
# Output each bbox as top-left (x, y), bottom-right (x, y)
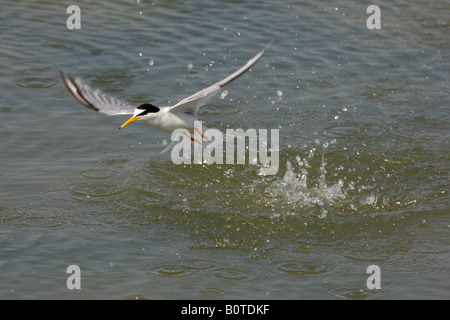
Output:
top-left (167, 38), bottom-right (274, 116)
top-left (60, 70), bottom-right (135, 115)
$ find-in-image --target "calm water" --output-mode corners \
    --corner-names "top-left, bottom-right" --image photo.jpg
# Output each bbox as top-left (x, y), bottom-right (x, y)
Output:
top-left (0, 0), bottom-right (449, 299)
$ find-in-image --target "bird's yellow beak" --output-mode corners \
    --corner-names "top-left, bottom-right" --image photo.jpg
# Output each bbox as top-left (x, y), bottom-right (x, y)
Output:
top-left (119, 116), bottom-right (140, 129)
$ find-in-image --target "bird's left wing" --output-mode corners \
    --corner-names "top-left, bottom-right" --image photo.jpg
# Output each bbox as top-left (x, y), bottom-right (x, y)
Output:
top-left (60, 70), bottom-right (135, 115)
top-left (167, 38), bottom-right (274, 116)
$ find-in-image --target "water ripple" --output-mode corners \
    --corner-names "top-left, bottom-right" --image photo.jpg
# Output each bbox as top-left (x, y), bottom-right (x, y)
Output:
top-left (276, 260), bottom-right (327, 276)
top-left (15, 77), bottom-right (57, 89)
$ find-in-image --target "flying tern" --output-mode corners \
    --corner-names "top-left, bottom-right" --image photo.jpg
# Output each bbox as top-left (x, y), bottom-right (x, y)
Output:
top-left (60, 39), bottom-right (273, 149)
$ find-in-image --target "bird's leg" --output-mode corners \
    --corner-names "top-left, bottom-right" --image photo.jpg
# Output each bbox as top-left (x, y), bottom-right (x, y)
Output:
top-left (183, 132), bottom-right (201, 144)
top-left (194, 127), bottom-right (209, 141)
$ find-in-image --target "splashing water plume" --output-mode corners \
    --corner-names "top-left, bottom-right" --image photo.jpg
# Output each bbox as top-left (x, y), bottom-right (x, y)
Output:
top-left (265, 141), bottom-right (347, 217)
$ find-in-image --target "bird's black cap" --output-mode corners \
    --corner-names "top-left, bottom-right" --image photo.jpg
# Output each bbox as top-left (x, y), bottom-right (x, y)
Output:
top-left (137, 103), bottom-right (160, 116)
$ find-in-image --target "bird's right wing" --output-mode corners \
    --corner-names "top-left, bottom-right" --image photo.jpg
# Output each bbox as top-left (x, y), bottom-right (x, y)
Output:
top-left (60, 70), bottom-right (135, 115)
top-left (167, 38), bottom-right (274, 117)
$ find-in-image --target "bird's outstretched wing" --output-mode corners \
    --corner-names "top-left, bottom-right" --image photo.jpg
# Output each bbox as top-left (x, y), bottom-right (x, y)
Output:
top-left (167, 38), bottom-right (274, 116)
top-left (60, 70), bottom-right (135, 115)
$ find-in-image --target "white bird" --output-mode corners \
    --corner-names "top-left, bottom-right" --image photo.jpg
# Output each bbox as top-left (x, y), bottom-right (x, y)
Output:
top-left (60, 39), bottom-right (273, 149)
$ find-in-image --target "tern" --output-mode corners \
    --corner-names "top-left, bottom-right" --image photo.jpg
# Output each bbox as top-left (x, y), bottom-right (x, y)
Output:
top-left (60, 39), bottom-right (273, 150)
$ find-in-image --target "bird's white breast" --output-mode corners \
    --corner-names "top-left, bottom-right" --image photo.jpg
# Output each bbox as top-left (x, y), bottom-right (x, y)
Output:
top-left (143, 107), bottom-right (195, 133)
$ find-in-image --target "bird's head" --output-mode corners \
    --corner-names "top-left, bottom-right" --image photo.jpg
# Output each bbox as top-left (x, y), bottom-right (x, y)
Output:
top-left (119, 103), bottom-right (160, 129)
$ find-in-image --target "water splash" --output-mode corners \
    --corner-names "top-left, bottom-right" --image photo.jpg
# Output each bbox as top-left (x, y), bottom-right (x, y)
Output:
top-left (264, 142), bottom-right (346, 216)
top-left (259, 138), bottom-right (420, 218)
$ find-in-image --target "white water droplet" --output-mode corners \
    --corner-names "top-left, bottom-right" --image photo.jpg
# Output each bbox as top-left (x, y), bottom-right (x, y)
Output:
top-left (187, 63), bottom-right (193, 71)
top-left (220, 90), bottom-right (228, 99)
top-left (277, 90), bottom-right (283, 97)
top-left (149, 59), bottom-right (154, 66)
